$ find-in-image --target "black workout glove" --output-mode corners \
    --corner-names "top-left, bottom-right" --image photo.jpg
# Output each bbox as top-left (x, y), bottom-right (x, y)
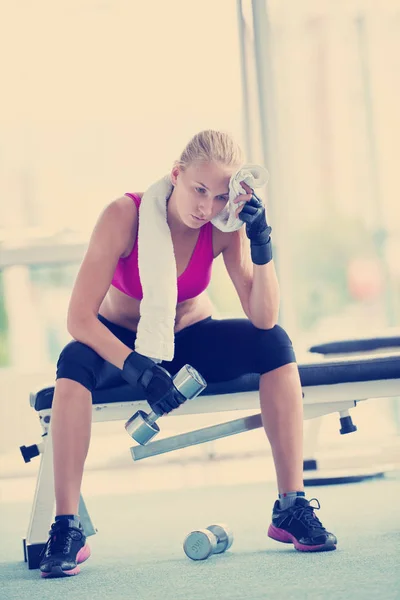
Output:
top-left (239, 192), bottom-right (273, 265)
top-left (121, 351), bottom-right (186, 416)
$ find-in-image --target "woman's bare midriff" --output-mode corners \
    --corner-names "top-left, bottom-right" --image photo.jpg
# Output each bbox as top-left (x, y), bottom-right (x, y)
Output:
top-left (98, 208), bottom-right (229, 335)
top-left (99, 286), bottom-right (215, 334)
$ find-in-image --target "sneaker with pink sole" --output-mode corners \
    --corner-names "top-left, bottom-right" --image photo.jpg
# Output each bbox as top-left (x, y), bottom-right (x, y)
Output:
top-left (39, 518), bottom-right (91, 578)
top-left (268, 497), bottom-right (337, 552)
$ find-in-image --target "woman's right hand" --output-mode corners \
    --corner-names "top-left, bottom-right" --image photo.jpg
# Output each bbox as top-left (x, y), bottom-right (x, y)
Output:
top-left (122, 352), bottom-right (185, 415)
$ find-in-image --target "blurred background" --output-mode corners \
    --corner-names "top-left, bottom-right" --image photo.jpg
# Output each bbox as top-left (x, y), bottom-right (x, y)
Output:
top-left (1, 0), bottom-right (399, 494)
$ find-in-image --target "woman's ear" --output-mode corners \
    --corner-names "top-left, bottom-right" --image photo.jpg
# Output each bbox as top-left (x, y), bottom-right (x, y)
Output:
top-left (170, 164), bottom-right (181, 186)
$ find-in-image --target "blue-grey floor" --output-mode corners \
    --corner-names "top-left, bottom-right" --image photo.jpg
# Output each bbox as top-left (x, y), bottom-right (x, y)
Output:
top-left (1, 471), bottom-right (400, 600)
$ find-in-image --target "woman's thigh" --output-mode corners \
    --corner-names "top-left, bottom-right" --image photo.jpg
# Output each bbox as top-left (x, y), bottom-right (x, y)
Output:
top-left (162, 317), bottom-right (297, 383)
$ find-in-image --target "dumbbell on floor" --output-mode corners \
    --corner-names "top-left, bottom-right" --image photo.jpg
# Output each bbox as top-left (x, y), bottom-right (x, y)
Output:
top-left (183, 524), bottom-right (233, 560)
top-left (125, 364), bottom-right (207, 445)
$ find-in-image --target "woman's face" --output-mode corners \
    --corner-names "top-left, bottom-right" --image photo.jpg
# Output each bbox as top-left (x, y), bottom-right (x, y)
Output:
top-left (171, 161), bottom-right (238, 228)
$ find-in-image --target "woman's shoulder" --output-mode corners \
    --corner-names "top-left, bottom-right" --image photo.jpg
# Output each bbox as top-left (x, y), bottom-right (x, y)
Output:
top-left (98, 195), bottom-right (140, 259)
top-left (210, 222), bottom-right (243, 239)
top-left (123, 192), bottom-right (143, 208)
top-left (210, 222), bottom-right (242, 256)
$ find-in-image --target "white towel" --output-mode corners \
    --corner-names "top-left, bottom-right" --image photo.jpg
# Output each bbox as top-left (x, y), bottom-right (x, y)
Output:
top-left (135, 174), bottom-right (177, 362)
top-left (211, 164), bottom-right (269, 232)
top-left (134, 163), bottom-right (269, 362)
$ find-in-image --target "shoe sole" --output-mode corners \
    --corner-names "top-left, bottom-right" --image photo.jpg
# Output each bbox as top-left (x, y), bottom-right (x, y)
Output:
top-left (268, 524), bottom-right (336, 552)
top-left (40, 543), bottom-right (91, 578)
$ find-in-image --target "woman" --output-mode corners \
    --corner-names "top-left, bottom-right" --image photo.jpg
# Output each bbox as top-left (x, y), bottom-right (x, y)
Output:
top-left (39, 130), bottom-right (337, 578)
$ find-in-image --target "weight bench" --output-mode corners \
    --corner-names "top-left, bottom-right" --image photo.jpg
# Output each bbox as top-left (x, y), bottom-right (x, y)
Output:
top-left (303, 334), bottom-right (400, 479)
top-left (21, 352), bottom-right (400, 569)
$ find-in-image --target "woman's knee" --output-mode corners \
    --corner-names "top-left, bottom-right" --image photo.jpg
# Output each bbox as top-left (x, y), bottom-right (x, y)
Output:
top-left (253, 324), bottom-right (297, 373)
top-left (56, 340), bottom-right (103, 392)
top-left (55, 376), bottom-right (92, 400)
top-left (256, 323), bottom-right (292, 346)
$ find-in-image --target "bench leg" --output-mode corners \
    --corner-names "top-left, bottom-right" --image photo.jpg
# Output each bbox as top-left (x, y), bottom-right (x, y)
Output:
top-left (303, 406), bottom-right (384, 486)
top-left (78, 494), bottom-right (97, 537)
top-left (24, 429), bottom-right (55, 569)
top-left (303, 419), bottom-right (322, 472)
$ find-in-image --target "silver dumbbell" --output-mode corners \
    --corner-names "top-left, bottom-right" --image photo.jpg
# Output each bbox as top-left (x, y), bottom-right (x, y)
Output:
top-left (183, 524), bottom-right (234, 561)
top-left (125, 364), bottom-right (207, 445)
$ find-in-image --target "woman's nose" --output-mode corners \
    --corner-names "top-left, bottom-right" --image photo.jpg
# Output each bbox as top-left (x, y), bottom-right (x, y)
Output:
top-left (198, 196), bottom-right (213, 216)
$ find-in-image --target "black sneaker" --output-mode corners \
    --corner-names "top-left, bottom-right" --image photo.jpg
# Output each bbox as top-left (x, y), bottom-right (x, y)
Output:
top-left (39, 518), bottom-right (91, 578)
top-left (268, 497), bottom-right (337, 552)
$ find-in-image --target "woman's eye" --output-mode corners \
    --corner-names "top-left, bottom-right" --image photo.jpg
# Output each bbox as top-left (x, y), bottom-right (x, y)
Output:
top-left (195, 187), bottom-right (206, 194)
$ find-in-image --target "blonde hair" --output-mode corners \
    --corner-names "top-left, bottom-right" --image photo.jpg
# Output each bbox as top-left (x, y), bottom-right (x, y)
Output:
top-left (176, 130), bottom-right (245, 170)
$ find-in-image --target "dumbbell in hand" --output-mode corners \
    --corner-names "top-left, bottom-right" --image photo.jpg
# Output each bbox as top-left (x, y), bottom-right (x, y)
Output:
top-left (125, 364), bottom-right (207, 445)
top-left (183, 524), bottom-right (234, 561)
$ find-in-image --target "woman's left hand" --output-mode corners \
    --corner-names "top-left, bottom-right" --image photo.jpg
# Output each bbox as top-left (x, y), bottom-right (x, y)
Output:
top-left (234, 181), bottom-right (271, 243)
top-left (233, 181), bottom-right (254, 219)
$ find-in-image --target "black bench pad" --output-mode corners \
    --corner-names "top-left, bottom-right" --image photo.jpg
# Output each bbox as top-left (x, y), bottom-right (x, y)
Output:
top-left (310, 336), bottom-right (400, 355)
top-left (32, 355), bottom-right (400, 412)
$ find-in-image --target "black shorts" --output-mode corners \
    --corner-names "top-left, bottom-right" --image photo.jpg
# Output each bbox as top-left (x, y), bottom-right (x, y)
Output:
top-left (56, 315), bottom-right (297, 393)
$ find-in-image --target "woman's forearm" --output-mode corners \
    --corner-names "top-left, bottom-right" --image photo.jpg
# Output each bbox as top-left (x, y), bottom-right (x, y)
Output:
top-left (68, 316), bottom-right (132, 369)
top-left (248, 259), bottom-right (280, 329)
top-left (236, 186), bottom-right (279, 328)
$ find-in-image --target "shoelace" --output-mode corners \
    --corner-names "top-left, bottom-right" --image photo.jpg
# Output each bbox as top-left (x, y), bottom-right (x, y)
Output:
top-left (41, 523), bottom-right (83, 557)
top-left (287, 498), bottom-right (326, 530)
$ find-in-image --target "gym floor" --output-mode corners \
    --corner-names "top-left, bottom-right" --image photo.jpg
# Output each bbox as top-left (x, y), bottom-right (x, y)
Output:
top-left (1, 463), bottom-right (399, 600)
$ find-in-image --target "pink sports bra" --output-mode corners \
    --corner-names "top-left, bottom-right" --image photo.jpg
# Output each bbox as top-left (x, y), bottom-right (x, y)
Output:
top-left (111, 193), bottom-right (215, 303)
